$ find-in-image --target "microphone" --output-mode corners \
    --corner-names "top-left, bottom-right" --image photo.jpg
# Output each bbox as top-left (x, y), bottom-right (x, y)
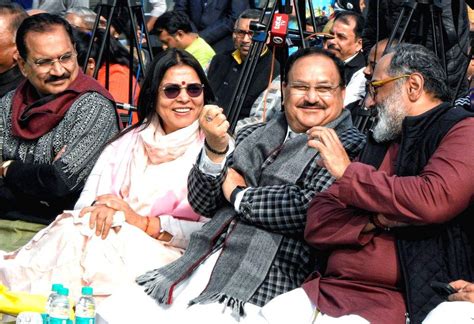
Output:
top-left (270, 13), bottom-right (289, 47)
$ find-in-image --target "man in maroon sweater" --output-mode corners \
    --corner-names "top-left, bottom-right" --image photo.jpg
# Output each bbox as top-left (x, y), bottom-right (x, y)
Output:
top-left (261, 44), bottom-right (474, 324)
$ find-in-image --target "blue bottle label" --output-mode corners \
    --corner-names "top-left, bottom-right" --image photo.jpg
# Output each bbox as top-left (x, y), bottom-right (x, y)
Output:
top-left (49, 318), bottom-right (68, 324)
top-left (76, 317), bottom-right (95, 324)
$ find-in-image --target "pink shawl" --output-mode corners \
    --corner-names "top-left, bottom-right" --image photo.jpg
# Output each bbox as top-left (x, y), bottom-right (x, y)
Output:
top-left (86, 117), bottom-right (204, 221)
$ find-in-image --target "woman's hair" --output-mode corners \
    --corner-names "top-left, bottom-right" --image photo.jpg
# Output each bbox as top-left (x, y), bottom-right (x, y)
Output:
top-left (112, 48), bottom-right (215, 140)
top-left (73, 28), bottom-right (134, 72)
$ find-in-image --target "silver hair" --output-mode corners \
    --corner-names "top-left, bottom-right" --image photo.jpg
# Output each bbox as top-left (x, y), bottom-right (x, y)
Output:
top-left (385, 43), bottom-right (450, 101)
top-left (65, 6), bottom-right (96, 30)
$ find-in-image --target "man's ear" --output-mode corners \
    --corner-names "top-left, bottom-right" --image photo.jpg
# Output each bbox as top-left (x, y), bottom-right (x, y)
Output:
top-left (356, 37), bottom-right (363, 52)
top-left (281, 81), bottom-right (288, 101)
top-left (175, 30), bottom-right (185, 41)
top-left (16, 54), bottom-right (28, 77)
top-left (340, 86), bottom-right (346, 102)
top-left (406, 72), bottom-right (424, 101)
top-left (12, 50), bottom-right (19, 63)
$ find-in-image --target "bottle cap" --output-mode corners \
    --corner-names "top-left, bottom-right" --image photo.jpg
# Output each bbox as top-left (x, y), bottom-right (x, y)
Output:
top-left (81, 286), bottom-right (93, 296)
top-left (58, 287), bottom-right (69, 296)
top-left (51, 284), bottom-right (63, 292)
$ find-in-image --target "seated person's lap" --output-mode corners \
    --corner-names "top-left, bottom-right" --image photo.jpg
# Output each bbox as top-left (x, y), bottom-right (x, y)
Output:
top-left (0, 219), bottom-right (46, 252)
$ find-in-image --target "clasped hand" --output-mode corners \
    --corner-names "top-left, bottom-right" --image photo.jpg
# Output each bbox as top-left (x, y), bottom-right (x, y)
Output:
top-left (79, 194), bottom-right (141, 239)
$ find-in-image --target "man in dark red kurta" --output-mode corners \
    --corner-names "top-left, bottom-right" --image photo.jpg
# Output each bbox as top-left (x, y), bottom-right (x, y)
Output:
top-left (261, 44), bottom-right (474, 324)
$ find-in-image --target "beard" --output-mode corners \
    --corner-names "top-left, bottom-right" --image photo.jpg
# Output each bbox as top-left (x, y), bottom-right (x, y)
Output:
top-left (372, 87), bottom-right (407, 143)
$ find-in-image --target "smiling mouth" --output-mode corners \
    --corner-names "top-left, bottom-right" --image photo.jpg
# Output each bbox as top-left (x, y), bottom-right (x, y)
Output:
top-left (173, 108), bottom-right (191, 113)
top-left (299, 106), bottom-right (325, 110)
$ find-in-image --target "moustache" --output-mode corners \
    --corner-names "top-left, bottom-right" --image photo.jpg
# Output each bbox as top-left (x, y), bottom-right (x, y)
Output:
top-left (45, 74), bottom-right (70, 83)
top-left (327, 44), bottom-right (339, 51)
top-left (298, 102), bottom-right (326, 109)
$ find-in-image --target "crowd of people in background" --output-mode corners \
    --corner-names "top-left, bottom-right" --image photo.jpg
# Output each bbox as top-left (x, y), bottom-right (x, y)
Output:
top-left (0, 0), bottom-right (473, 323)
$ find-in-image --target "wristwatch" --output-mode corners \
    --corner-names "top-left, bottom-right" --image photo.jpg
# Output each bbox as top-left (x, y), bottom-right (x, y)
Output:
top-left (0, 160), bottom-right (13, 178)
top-left (230, 185), bottom-right (246, 206)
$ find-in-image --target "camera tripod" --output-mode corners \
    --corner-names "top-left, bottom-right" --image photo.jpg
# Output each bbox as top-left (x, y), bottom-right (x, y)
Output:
top-left (385, 0), bottom-right (447, 72)
top-left (353, 0), bottom-right (457, 134)
top-left (226, 0), bottom-right (323, 133)
top-left (84, 0), bottom-right (153, 109)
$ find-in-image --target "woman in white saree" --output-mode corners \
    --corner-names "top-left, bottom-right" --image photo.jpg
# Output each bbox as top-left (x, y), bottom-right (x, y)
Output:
top-left (0, 49), bottom-right (216, 301)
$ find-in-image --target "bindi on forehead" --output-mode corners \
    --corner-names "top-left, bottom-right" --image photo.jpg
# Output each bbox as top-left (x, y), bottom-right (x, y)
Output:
top-left (181, 81), bottom-right (185, 85)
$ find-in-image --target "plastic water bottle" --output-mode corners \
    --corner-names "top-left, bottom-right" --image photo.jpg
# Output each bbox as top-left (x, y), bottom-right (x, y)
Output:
top-left (75, 286), bottom-right (96, 324)
top-left (15, 312), bottom-right (43, 323)
top-left (46, 283), bottom-right (64, 314)
top-left (48, 287), bottom-right (70, 324)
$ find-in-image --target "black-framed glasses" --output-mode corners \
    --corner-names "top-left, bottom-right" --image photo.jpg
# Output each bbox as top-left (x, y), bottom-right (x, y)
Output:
top-left (28, 52), bottom-right (77, 72)
top-left (367, 74), bottom-right (411, 98)
top-left (160, 83), bottom-right (204, 99)
top-left (234, 29), bottom-right (254, 38)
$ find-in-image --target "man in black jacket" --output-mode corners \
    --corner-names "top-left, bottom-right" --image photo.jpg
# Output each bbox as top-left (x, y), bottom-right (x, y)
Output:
top-left (207, 9), bottom-right (280, 123)
top-left (326, 11), bottom-right (366, 107)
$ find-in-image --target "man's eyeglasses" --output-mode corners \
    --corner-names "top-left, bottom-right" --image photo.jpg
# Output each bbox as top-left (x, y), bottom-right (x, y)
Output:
top-left (288, 82), bottom-right (341, 97)
top-left (367, 74), bottom-right (411, 98)
top-left (28, 52), bottom-right (77, 72)
top-left (234, 29), bottom-right (254, 38)
top-left (160, 83), bottom-right (204, 99)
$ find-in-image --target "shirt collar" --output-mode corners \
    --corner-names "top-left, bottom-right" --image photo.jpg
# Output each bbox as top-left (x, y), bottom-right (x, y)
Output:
top-left (232, 46), bottom-right (269, 65)
top-left (284, 126), bottom-right (302, 142)
top-left (344, 51), bottom-right (359, 64)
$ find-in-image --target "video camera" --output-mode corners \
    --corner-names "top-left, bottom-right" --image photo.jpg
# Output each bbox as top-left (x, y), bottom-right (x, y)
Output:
top-left (248, 12), bottom-right (333, 50)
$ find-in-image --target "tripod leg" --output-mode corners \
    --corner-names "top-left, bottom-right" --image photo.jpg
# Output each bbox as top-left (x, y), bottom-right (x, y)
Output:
top-left (307, 0), bottom-right (317, 33)
top-left (93, 4), bottom-right (116, 80)
top-left (294, 0), bottom-right (307, 49)
top-left (398, 3), bottom-right (418, 45)
top-left (226, 0), bottom-right (276, 128)
top-left (127, 6), bottom-right (147, 77)
top-left (386, 4), bottom-right (408, 52)
top-left (84, 5), bottom-right (105, 71)
top-left (138, 5), bottom-right (154, 62)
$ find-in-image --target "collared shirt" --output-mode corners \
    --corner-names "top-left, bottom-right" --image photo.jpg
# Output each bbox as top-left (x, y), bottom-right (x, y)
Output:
top-left (231, 46), bottom-right (269, 65)
top-left (343, 51), bottom-right (366, 107)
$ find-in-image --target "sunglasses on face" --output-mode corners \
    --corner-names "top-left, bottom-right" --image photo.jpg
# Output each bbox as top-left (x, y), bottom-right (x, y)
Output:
top-left (160, 83), bottom-right (204, 99)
